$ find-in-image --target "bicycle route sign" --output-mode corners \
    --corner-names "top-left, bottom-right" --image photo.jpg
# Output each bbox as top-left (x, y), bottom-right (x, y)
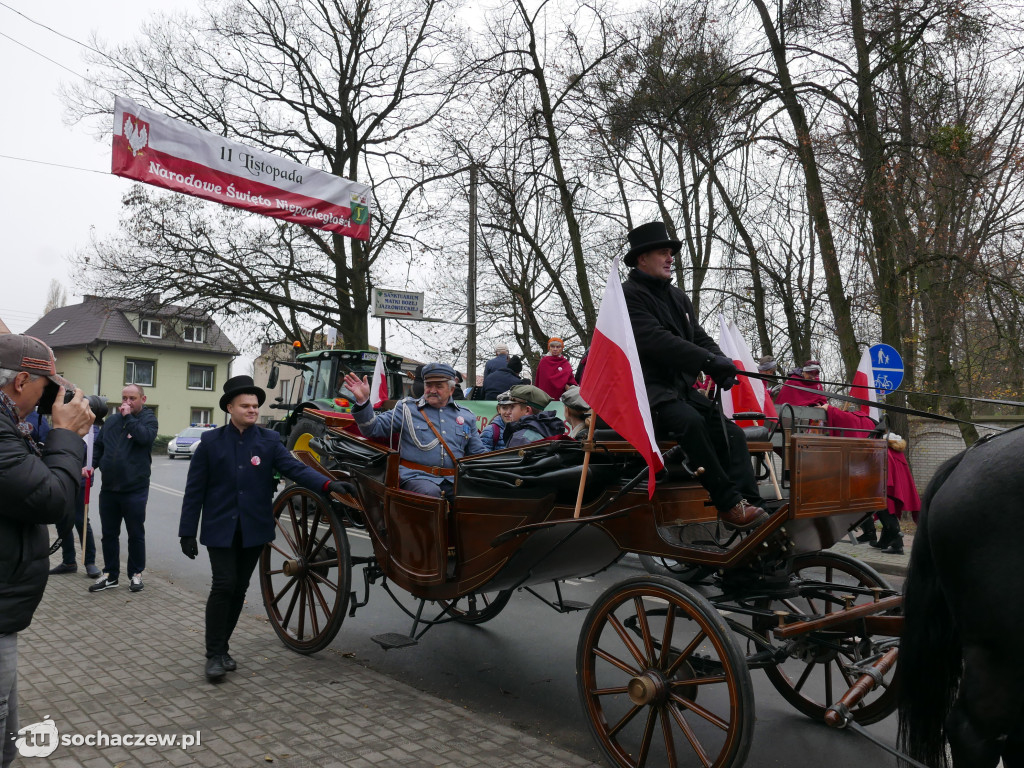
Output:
top-left (868, 343), bottom-right (904, 394)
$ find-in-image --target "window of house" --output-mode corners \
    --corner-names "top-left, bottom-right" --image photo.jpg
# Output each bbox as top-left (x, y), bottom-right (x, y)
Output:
top-left (187, 364), bottom-right (215, 391)
top-left (280, 379), bottom-right (292, 403)
top-left (140, 319), bottom-right (162, 338)
top-left (49, 320), bottom-right (66, 334)
top-left (125, 359), bottom-right (155, 387)
top-left (191, 408), bottom-right (213, 425)
top-left (183, 324), bottom-right (206, 343)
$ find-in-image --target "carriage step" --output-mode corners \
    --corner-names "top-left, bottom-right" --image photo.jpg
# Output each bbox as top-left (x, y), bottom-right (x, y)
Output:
top-left (557, 600), bottom-right (590, 613)
top-left (371, 632), bottom-right (418, 650)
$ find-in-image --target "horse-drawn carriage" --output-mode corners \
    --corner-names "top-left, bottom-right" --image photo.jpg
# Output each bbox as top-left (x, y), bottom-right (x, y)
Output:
top-left (259, 409), bottom-right (902, 768)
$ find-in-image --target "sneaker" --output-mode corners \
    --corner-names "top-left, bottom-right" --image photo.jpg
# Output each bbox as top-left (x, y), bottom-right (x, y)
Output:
top-left (129, 574), bottom-right (144, 593)
top-left (88, 575), bottom-right (118, 592)
top-left (49, 562), bottom-right (78, 575)
top-left (85, 564), bottom-right (101, 578)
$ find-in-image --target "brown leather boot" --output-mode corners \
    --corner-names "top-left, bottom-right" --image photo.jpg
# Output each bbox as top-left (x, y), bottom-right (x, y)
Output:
top-left (720, 501), bottom-right (768, 531)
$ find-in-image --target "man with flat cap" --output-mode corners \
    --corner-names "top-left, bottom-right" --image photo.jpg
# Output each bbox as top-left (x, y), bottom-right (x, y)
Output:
top-left (178, 375), bottom-right (354, 682)
top-left (503, 384), bottom-right (566, 448)
top-left (344, 362), bottom-right (487, 498)
top-left (621, 222), bottom-right (767, 531)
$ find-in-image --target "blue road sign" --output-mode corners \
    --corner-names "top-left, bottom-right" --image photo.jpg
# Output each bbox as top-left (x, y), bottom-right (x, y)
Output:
top-left (868, 343), bottom-right (904, 393)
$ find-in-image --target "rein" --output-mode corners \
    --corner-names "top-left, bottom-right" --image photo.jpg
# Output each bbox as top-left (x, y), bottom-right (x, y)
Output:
top-left (740, 370), bottom-right (1009, 430)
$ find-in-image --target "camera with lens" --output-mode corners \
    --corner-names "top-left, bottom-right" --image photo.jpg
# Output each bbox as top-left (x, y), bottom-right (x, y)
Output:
top-left (37, 381), bottom-right (109, 421)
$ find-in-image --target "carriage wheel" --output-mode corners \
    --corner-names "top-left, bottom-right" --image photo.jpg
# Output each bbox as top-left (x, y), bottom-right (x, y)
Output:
top-left (438, 589), bottom-right (514, 625)
top-left (260, 486), bottom-right (351, 655)
top-left (759, 551), bottom-right (899, 725)
top-left (578, 575), bottom-right (755, 768)
top-left (638, 555), bottom-right (711, 584)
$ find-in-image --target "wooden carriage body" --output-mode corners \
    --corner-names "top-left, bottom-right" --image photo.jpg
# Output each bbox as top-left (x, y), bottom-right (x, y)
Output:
top-left (302, 411), bottom-right (887, 602)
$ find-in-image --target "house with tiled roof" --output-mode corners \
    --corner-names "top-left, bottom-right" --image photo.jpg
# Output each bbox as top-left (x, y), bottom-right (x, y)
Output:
top-left (24, 294), bottom-right (238, 432)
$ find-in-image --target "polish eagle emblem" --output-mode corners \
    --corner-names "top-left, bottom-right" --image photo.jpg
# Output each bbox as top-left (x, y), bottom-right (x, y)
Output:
top-left (122, 113), bottom-right (150, 157)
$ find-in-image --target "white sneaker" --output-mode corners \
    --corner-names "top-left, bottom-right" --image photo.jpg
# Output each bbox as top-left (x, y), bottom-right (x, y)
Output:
top-left (129, 573), bottom-right (144, 593)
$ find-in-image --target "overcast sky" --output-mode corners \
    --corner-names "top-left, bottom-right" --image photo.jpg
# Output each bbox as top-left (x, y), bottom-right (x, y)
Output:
top-left (0, 0), bottom-right (209, 335)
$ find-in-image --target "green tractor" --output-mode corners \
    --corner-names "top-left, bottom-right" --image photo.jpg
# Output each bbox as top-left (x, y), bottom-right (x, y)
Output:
top-left (266, 349), bottom-right (407, 453)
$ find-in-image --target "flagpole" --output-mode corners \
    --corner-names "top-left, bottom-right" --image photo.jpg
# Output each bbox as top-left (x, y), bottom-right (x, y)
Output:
top-left (572, 417), bottom-right (597, 519)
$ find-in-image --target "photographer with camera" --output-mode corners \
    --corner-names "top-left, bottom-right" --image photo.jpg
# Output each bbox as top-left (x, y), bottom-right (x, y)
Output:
top-left (89, 385), bottom-right (157, 594)
top-left (0, 334), bottom-right (94, 768)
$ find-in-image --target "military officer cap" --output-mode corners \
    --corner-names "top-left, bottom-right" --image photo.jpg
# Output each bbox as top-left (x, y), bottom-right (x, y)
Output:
top-left (509, 384), bottom-right (552, 411)
top-left (421, 362), bottom-right (458, 382)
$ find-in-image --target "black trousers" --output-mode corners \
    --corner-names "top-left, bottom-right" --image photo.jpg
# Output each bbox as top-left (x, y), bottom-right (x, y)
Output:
top-left (653, 397), bottom-right (761, 513)
top-left (205, 529), bottom-right (262, 658)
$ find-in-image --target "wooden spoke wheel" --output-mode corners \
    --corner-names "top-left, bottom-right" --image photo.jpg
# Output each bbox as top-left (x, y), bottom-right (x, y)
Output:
top-left (578, 575), bottom-right (754, 768)
top-left (638, 556), bottom-right (711, 585)
top-left (260, 486), bottom-right (351, 655)
top-left (758, 552), bottom-right (899, 725)
top-left (438, 589), bottom-right (514, 625)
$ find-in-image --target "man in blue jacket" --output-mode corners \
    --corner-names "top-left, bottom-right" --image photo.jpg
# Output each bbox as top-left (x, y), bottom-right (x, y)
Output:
top-left (0, 334), bottom-right (94, 768)
top-left (178, 375), bottom-right (353, 682)
top-left (89, 384), bottom-right (158, 594)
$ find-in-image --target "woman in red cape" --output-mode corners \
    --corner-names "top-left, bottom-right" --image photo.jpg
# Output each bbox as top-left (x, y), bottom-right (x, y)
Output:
top-left (534, 337), bottom-right (578, 399)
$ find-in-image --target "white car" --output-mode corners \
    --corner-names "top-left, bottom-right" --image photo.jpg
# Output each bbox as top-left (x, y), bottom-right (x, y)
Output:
top-left (167, 426), bottom-right (214, 459)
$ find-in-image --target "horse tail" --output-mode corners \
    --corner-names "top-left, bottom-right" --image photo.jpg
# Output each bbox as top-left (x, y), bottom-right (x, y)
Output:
top-left (897, 451), bottom-right (966, 768)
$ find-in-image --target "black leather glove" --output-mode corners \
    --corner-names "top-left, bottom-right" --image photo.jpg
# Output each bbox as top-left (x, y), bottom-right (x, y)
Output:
top-left (703, 354), bottom-right (738, 390)
top-left (328, 480), bottom-right (358, 497)
top-left (180, 536), bottom-right (198, 559)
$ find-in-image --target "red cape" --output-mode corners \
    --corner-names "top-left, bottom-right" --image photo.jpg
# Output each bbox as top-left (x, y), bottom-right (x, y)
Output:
top-left (775, 374), bottom-right (828, 407)
top-left (535, 354), bottom-right (578, 398)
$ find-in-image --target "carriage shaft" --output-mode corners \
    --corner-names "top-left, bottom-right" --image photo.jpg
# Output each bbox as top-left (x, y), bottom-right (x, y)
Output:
top-left (772, 594), bottom-right (902, 639)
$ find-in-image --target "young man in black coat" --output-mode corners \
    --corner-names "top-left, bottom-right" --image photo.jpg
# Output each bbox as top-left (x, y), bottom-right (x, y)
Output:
top-left (621, 222), bottom-right (767, 531)
top-left (0, 335), bottom-right (94, 767)
top-left (178, 376), bottom-right (354, 683)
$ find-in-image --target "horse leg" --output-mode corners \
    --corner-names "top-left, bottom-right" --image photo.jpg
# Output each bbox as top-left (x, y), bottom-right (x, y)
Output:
top-left (948, 646), bottom-right (1024, 768)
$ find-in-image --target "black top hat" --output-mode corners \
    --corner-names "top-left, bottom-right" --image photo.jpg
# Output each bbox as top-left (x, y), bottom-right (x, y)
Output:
top-left (624, 222), bottom-right (682, 267)
top-left (219, 374), bottom-right (266, 412)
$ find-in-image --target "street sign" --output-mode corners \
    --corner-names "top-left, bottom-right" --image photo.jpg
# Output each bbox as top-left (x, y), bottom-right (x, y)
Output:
top-left (371, 288), bottom-right (424, 319)
top-left (868, 343), bottom-right (904, 394)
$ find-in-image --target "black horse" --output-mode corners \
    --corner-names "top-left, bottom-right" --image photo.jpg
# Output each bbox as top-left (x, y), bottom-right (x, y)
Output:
top-left (898, 428), bottom-right (1024, 767)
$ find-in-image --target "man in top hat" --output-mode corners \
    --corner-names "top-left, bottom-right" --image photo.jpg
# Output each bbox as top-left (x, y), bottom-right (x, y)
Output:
top-left (0, 335), bottom-right (94, 767)
top-left (503, 384), bottom-right (565, 448)
top-left (621, 222), bottom-right (767, 531)
top-left (89, 383), bottom-right (158, 594)
top-left (178, 375), bottom-right (354, 682)
top-left (344, 362), bottom-right (487, 498)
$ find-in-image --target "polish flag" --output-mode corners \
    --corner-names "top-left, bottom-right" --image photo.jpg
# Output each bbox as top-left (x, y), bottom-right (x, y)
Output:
top-left (717, 316), bottom-right (777, 426)
top-left (371, 353), bottom-right (389, 408)
top-left (580, 257), bottom-right (664, 496)
top-left (849, 347), bottom-right (880, 421)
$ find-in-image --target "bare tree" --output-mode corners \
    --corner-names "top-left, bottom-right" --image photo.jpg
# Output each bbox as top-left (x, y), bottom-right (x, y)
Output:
top-left (67, 0), bottom-right (470, 348)
top-left (43, 279), bottom-right (67, 315)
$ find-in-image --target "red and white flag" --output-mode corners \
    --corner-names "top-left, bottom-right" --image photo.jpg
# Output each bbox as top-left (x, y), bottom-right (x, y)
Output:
top-left (849, 347), bottom-right (880, 421)
top-left (111, 95), bottom-right (370, 239)
top-left (717, 316), bottom-right (777, 426)
top-left (580, 257), bottom-right (664, 496)
top-left (371, 353), bottom-right (389, 409)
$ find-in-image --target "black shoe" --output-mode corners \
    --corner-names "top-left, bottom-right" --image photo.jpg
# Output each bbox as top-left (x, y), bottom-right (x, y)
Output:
top-left (205, 656), bottom-right (226, 682)
top-left (49, 562), bottom-right (78, 575)
top-left (88, 575), bottom-right (119, 592)
top-left (855, 531), bottom-right (877, 544)
top-left (880, 539), bottom-right (905, 555)
top-left (85, 564), bottom-right (101, 578)
top-left (221, 653), bottom-right (237, 672)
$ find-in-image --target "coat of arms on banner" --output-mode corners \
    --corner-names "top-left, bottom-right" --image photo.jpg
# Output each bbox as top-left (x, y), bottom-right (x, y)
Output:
top-left (350, 194), bottom-right (369, 225)
top-left (122, 114), bottom-right (150, 157)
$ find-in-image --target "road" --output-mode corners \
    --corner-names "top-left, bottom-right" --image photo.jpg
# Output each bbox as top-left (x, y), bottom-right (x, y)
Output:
top-left (86, 455), bottom-right (904, 767)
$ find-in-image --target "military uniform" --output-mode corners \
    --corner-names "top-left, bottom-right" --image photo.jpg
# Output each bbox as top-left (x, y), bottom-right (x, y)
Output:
top-left (352, 394), bottom-right (486, 496)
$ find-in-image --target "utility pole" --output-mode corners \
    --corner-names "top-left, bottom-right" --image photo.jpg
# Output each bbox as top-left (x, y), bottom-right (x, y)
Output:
top-left (466, 164), bottom-right (478, 391)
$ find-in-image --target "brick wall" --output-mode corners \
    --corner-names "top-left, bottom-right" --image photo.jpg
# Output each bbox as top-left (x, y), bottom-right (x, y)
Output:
top-left (906, 416), bottom-right (1008, 495)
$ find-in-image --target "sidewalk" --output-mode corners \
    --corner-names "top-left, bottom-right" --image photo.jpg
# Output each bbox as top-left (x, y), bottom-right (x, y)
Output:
top-left (16, 557), bottom-right (600, 768)
top-left (828, 532), bottom-right (913, 579)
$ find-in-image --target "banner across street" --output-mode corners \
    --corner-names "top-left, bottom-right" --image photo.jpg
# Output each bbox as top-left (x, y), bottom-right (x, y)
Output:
top-left (111, 95), bottom-right (371, 239)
